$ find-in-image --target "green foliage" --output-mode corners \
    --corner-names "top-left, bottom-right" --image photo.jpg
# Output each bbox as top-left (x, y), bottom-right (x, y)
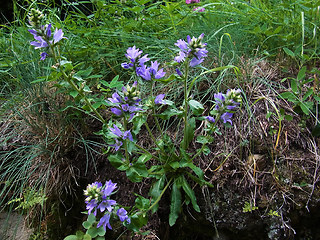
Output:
top-left (243, 201), bottom-right (258, 213)
top-left (7, 187), bottom-right (47, 211)
top-left (278, 66), bottom-right (320, 133)
top-left (64, 214), bottom-right (105, 240)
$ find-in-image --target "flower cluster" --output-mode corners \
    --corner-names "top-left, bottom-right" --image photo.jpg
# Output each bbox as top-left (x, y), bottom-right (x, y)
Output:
top-left (174, 33), bottom-right (208, 67)
top-left (84, 180), bottom-right (130, 231)
top-left (107, 81), bottom-right (142, 120)
top-left (109, 124), bottom-right (133, 151)
top-left (28, 24), bottom-right (65, 60)
top-left (206, 89), bottom-right (242, 125)
top-left (121, 46), bottom-right (166, 80)
top-left (28, 8), bottom-right (44, 28)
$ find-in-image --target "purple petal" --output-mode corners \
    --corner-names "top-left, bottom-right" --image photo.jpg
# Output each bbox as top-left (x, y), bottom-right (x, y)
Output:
top-left (205, 116), bottom-right (215, 123)
top-left (111, 107), bottom-right (122, 116)
top-left (155, 94), bottom-right (166, 105)
top-left (117, 208), bottom-right (129, 222)
top-left (97, 213), bottom-right (112, 231)
top-left (53, 29), bottom-right (64, 44)
top-left (190, 57), bottom-right (204, 67)
top-left (221, 112), bottom-right (233, 124)
top-left (109, 124), bottom-right (123, 138)
top-left (40, 52), bottom-right (48, 60)
top-left (123, 130), bottom-right (133, 141)
top-left (174, 39), bottom-right (188, 50)
top-left (103, 180), bottom-right (117, 196)
top-left (46, 24), bottom-right (52, 37)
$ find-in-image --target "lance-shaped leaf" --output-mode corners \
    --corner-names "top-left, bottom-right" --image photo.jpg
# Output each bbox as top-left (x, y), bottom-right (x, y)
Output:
top-left (169, 179), bottom-right (182, 226)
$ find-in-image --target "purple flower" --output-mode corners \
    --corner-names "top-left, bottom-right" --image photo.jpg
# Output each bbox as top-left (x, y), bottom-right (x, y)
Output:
top-left (205, 116), bottom-right (215, 123)
top-left (186, 0), bottom-right (200, 3)
top-left (98, 199), bottom-right (117, 212)
top-left (111, 107), bottom-right (122, 116)
top-left (139, 54), bottom-right (150, 65)
top-left (136, 64), bottom-right (151, 80)
top-left (150, 61), bottom-right (166, 79)
top-left (103, 180), bottom-right (117, 196)
top-left (190, 57), bottom-right (204, 67)
top-left (40, 52), bottom-right (48, 60)
top-left (121, 62), bottom-right (133, 69)
top-left (155, 94), bottom-right (167, 105)
top-left (221, 112), bottom-right (233, 125)
top-left (108, 92), bottom-right (122, 104)
top-left (30, 35), bottom-right (48, 49)
top-left (176, 68), bottom-right (183, 76)
top-left (52, 28), bottom-right (64, 44)
top-left (97, 213), bottom-right (112, 231)
top-left (29, 24), bottom-right (65, 60)
top-left (123, 46), bottom-right (143, 65)
top-left (123, 130), bottom-right (133, 141)
top-left (174, 51), bottom-right (187, 63)
top-left (117, 208), bottom-right (130, 223)
top-left (174, 34), bottom-right (207, 67)
top-left (175, 39), bottom-right (188, 50)
top-left (214, 92), bottom-right (225, 109)
top-left (109, 139), bottom-right (123, 151)
top-left (86, 199), bottom-right (98, 216)
top-left (110, 125), bottom-right (123, 138)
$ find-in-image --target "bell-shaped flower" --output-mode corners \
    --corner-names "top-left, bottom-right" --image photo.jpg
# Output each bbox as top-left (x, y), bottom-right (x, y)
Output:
top-left (97, 213), bottom-right (112, 231)
top-left (117, 208), bottom-right (130, 223)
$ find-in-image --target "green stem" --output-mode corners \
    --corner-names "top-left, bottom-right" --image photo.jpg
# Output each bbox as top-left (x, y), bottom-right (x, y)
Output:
top-left (123, 117), bottom-right (130, 162)
top-left (147, 177), bottom-right (172, 212)
top-left (183, 60), bottom-right (189, 149)
top-left (191, 112), bottom-right (221, 161)
top-left (134, 143), bottom-right (161, 162)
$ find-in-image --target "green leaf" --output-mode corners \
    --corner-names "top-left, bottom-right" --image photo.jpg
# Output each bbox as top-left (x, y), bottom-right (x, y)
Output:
top-left (87, 227), bottom-right (99, 238)
top-left (137, 153), bottom-right (152, 164)
top-left (69, 91), bottom-right (79, 98)
top-left (284, 115), bottom-right (293, 121)
top-left (135, 195), bottom-right (150, 210)
top-left (83, 214), bottom-right (96, 229)
top-left (188, 100), bottom-right (204, 115)
top-left (127, 212), bottom-right (148, 232)
top-left (181, 117), bottom-right (195, 150)
top-left (196, 135), bottom-right (214, 144)
top-left (63, 235), bottom-right (78, 240)
top-left (299, 101), bottom-right (313, 115)
top-left (132, 115), bottom-right (147, 135)
top-left (169, 179), bottom-right (182, 226)
top-left (95, 237), bottom-right (104, 240)
top-left (278, 92), bottom-right (297, 101)
top-left (181, 176), bottom-right (200, 212)
top-left (283, 47), bottom-right (295, 57)
top-left (155, 108), bottom-right (183, 120)
top-left (290, 78), bottom-right (298, 94)
top-left (108, 154), bottom-right (129, 171)
top-left (149, 175), bottom-right (166, 213)
top-left (155, 74), bottom-right (176, 83)
top-left (302, 89), bottom-right (313, 101)
top-left (96, 226), bottom-right (106, 237)
top-left (126, 162), bottom-right (148, 182)
top-left (169, 161), bottom-right (180, 169)
top-left (297, 66), bottom-right (306, 81)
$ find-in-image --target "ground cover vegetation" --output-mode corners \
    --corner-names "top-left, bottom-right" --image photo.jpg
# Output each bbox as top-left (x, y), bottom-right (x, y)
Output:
top-left (0, 0), bottom-right (320, 239)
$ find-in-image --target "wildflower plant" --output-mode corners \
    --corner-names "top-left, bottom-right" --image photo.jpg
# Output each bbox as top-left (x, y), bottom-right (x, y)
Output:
top-left (27, 9), bottom-right (242, 235)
